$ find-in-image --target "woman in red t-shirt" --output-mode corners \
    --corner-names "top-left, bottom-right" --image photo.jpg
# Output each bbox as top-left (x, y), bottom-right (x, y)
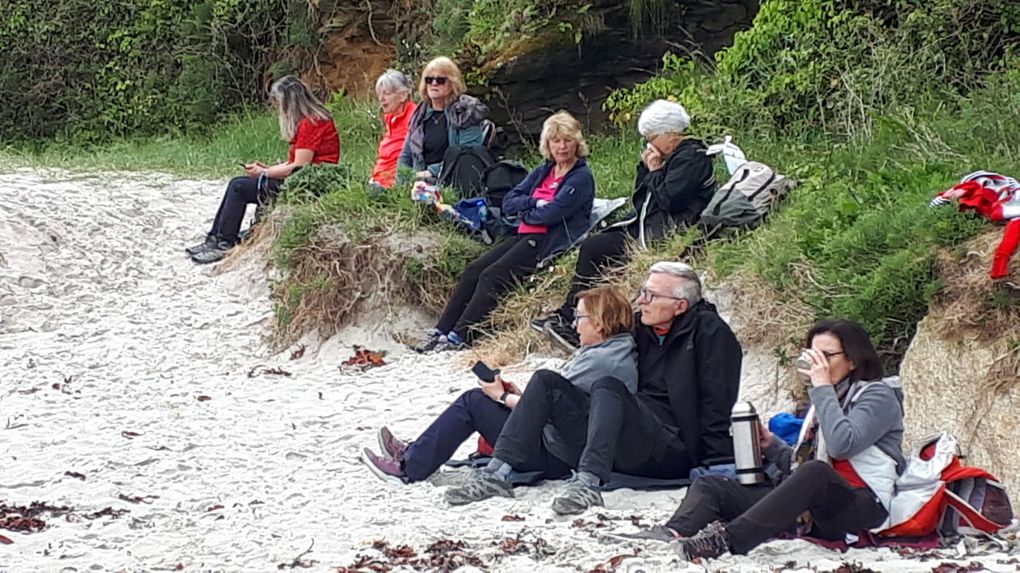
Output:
top-left (187, 75), bottom-right (341, 264)
top-left (369, 70), bottom-right (416, 191)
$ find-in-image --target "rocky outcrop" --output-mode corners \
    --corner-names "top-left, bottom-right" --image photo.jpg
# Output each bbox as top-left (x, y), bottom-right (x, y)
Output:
top-left (899, 309), bottom-right (1020, 494)
top-left (478, 0), bottom-right (759, 139)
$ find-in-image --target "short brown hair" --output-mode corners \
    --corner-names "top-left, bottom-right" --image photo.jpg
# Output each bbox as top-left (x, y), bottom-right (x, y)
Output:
top-left (576, 286), bottom-right (634, 337)
top-left (418, 56), bottom-right (467, 102)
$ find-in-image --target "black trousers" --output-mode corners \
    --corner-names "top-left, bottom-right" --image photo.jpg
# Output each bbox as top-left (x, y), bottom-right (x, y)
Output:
top-left (492, 371), bottom-right (691, 483)
top-left (557, 228), bottom-right (634, 321)
top-left (668, 461), bottom-right (888, 555)
top-left (436, 233), bottom-right (544, 340)
top-left (208, 176), bottom-right (282, 244)
top-left (401, 388), bottom-right (570, 483)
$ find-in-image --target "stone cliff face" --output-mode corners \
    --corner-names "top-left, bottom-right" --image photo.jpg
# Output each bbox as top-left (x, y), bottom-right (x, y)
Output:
top-left (306, 0), bottom-right (758, 138)
top-left (477, 0), bottom-right (759, 139)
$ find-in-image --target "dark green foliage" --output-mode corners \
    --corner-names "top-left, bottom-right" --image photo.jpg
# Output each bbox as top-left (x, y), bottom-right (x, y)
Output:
top-left (601, 0), bottom-right (1020, 361)
top-left (0, 0), bottom-right (312, 141)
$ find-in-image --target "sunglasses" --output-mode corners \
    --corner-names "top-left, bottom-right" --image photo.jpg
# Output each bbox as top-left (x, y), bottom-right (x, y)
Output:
top-left (424, 76), bottom-right (448, 85)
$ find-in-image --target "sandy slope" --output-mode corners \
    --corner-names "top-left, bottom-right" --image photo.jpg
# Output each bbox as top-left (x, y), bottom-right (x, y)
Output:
top-left (0, 168), bottom-right (1015, 572)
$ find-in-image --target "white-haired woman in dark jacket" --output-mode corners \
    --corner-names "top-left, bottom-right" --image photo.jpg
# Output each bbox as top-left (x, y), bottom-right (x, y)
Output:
top-left (532, 99), bottom-right (716, 350)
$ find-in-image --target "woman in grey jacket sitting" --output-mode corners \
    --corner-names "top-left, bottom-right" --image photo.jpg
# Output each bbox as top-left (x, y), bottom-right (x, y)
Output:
top-left (361, 286), bottom-right (637, 484)
top-left (615, 318), bottom-right (904, 562)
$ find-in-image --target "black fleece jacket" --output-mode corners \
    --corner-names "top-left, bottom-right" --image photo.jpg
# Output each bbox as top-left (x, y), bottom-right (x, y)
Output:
top-left (634, 300), bottom-right (743, 466)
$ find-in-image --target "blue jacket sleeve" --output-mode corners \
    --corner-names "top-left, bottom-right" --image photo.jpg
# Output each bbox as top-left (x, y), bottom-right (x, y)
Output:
top-left (501, 165), bottom-right (546, 216)
top-left (521, 169), bottom-right (595, 227)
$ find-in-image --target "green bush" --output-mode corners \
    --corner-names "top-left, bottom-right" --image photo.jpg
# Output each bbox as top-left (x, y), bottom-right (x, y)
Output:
top-left (0, 0), bottom-right (312, 141)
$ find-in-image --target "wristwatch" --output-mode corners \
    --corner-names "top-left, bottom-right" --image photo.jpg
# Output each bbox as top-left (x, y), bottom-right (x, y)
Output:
top-left (498, 390), bottom-right (511, 405)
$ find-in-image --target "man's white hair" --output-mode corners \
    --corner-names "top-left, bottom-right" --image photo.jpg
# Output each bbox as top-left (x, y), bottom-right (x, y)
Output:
top-left (648, 261), bottom-right (702, 304)
top-left (637, 99), bottom-right (691, 138)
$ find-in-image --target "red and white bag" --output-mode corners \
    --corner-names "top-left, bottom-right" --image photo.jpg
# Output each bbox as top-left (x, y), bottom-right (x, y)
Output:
top-left (881, 433), bottom-right (1014, 537)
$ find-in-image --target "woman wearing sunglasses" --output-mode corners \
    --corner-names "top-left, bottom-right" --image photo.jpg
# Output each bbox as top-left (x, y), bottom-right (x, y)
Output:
top-left (611, 318), bottom-right (905, 564)
top-left (361, 286), bottom-right (637, 485)
top-left (531, 99), bottom-right (716, 351)
top-left (397, 56), bottom-right (488, 182)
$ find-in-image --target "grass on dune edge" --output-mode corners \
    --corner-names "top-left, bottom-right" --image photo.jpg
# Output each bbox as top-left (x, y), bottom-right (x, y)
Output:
top-left (4, 90), bottom-right (1020, 370)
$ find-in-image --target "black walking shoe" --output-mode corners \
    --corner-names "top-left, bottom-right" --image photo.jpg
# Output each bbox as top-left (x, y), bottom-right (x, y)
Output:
top-left (190, 240), bottom-right (234, 265)
top-left (671, 522), bottom-right (731, 562)
top-left (185, 235), bottom-right (218, 255)
top-left (530, 313), bottom-right (564, 334)
top-left (544, 320), bottom-right (579, 353)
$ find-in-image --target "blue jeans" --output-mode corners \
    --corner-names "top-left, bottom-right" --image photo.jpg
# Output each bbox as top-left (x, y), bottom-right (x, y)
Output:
top-left (401, 388), bottom-right (569, 482)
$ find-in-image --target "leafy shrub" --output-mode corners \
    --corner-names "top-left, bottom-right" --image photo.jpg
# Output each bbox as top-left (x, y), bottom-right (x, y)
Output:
top-left (0, 0), bottom-right (312, 141)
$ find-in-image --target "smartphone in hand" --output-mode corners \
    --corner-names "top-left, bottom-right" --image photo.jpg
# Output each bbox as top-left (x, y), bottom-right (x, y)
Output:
top-left (471, 361), bottom-right (499, 383)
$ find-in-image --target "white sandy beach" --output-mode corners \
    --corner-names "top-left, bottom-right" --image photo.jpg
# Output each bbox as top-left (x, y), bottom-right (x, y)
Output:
top-left (1, 168), bottom-right (1017, 572)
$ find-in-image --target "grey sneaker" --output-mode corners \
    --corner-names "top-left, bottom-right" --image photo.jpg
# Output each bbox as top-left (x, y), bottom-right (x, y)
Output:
top-left (551, 476), bottom-right (603, 515)
top-left (185, 235), bottom-right (218, 255)
top-left (377, 426), bottom-right (409, 460)
top-left (602, 524), bottom-right (680, 544)
top-left (671, 522), bottom-right (730, 562)
top-left (444, 470), bottom-right (514, 506)
top-left (190, 240), bottom-right (233, 265)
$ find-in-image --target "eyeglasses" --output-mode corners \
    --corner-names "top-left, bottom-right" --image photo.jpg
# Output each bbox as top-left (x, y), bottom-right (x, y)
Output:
top-left (807, 348), bottom-right (848, 356)
top-left (572, 314), bottom-right (590, 326)
top-left (424, 76), bottom-right (448, 85)
top-left (637, 287), bottom-right (685, 303)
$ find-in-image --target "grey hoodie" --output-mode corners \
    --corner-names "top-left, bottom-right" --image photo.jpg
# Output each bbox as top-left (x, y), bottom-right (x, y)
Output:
top-left (764, 376), bottom-right (905, 476)
top-left (560, 333), bottom-right (638, 395)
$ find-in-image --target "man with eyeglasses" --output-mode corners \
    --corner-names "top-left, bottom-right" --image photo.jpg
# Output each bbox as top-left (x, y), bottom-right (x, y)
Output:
top-left (445, 261), bottom-right (742, 515)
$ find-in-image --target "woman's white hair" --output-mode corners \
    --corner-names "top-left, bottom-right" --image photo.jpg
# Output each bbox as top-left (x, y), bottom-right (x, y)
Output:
top-left (376, 69), bottom-right (413, 95)
top-left (648, 261), bottom-right (702, 304)
top-left (637, 99), bottom-right (691, 138)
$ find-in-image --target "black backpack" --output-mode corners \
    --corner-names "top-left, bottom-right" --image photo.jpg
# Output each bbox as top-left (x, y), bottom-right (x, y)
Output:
top-left (480, 160), bottom-right (529, 208)
top-left (437, 145), bottom-right (495, 199)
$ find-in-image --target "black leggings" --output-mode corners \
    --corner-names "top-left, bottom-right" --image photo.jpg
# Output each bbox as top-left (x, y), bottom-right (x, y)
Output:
top-left (436, 233), bottom-right (545, 340)
top-left (208, 176), bottom-right (282, 243)
top-left (558, 228), bottom-right (634, 320)
top-left (667, 461), bottom-right (887, 555)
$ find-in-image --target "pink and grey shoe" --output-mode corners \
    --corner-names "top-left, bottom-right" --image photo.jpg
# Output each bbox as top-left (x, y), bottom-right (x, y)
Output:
top-left (377, 426), bottom-right (409, 460)
top-left (361, 448), bottom-right (406, 485)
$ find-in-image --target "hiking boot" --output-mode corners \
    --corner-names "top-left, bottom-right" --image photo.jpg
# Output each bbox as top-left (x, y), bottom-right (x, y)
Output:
top-left (413, 331), bottom-right (446, 354)
top-left (377, 426), bottom-right (409, 460)
top-left (602, 524), bottom-right (681, 544)
top-left (361, 448), bottom-right (407, 485)
top-left (530, 313), bottom-right (566, 334)
top-left (185, 235), bottom-right (218, 255)
top-left (544, 320), bottom-right (579, 353)
top-left (671, 522), bottom-right (731, 562)
top-left (444, 470), bottom-right (514, 506)
top-left (190, 240), bottom-right (233, 265)
top-left (551, 476), bottom-right (603, 515)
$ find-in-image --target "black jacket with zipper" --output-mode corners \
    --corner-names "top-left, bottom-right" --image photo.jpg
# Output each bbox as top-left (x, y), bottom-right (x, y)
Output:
top-left (634, 299), bottom-right (743, 467)
top-left (610, 138), bottom-right (716, 246)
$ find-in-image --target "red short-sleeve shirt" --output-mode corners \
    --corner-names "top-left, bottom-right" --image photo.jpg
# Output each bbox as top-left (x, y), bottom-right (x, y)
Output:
top-left (289, 116), bottom-right (341, 164)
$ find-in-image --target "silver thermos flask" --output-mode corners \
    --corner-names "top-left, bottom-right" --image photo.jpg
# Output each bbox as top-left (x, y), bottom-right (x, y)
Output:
top-left (731, 401), bottom-right (765, 485)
